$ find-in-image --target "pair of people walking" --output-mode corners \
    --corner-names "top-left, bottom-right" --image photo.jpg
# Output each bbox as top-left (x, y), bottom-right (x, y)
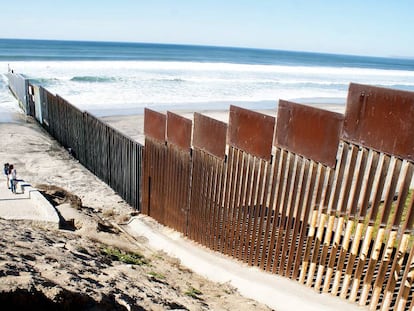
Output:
top-left (3, 163), bottom-right (17, 194)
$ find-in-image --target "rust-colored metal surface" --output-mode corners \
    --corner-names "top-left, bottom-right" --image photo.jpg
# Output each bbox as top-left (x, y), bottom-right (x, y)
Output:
top-left (144, 108), bottom-right (166, 142)
top-left (14, 69), bottom-right (414, 310)
top-left (193, 113), bottom-right (227, 159)
top-left (142, 138), bottom-right (167, 220)
top-left (343, 83), bottom-right (414, 161)
top-left (141, 84), bottom-right (414, 311)
top-left (166, 111), bottom-right (192, 151)
top-left (228, 105), bottom-right (275, 161)
top-left (164, 145), bottom-right (192, 234)
top-left (188, 149), bottom-right (226, 248)
top-left (275, 100), bottom-right (343, 168)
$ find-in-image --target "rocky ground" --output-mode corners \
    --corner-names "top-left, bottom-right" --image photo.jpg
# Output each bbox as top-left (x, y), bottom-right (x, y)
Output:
top-left (0, 217), bottom-right (269, 311)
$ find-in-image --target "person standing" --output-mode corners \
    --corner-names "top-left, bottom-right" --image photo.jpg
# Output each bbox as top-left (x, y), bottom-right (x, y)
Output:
top-left (8, 164), bottom-right (17, 194)
top-left (3, 163), bottom-right (10, 189)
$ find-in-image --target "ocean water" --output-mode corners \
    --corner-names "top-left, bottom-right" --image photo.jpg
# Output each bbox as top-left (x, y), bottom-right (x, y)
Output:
top-left (1, 38), bottom-right (414, 116)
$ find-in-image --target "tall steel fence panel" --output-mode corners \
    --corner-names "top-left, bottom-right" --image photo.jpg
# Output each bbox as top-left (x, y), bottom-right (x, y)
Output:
top-left (188, 113), bottom-right (227, 248)
top-left (142, 109), bottom-right (167, 222)
top-left (270, 101), bottom-right (344, 282)
top-left (222, 106), bottom-right (275, 265)
top-left (163, 112), bottom-right (192, 234)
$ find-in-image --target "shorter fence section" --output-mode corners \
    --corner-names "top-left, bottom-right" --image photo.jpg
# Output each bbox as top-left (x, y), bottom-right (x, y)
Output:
top-left (7, 73), bottom-right (143, 211)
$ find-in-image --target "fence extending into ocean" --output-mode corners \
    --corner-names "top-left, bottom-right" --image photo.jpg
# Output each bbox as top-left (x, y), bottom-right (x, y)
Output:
top-left (7, 71), bottom-right (142, 210)
top-left (8, 70), bottom-right (414, 311)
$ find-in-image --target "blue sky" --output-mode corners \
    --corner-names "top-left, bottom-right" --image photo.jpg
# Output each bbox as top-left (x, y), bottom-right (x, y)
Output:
top-left (1, 0), bottom-right (413, 57)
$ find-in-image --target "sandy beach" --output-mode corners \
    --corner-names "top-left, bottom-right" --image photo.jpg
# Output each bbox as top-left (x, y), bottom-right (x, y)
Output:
top-left (0, 105), bottom-right (361, 311)
top-left (101, 103), bottom-right (346, 145)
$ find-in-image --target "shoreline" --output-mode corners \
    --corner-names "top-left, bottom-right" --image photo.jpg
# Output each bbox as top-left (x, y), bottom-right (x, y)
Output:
top-left (100, 102), bottom-right (346, 145)
top-left (88, 99), bottom-right (346, 117)
top-left (0, 107), bottom-right (23, 123)
top-left (0, 101), bottom-right (346, 146)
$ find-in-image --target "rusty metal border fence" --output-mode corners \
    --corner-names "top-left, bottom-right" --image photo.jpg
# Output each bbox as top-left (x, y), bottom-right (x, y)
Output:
top-left (142, 83), bottom-right (414, 311)
top-left (8, 70), bottom-right (414, 310)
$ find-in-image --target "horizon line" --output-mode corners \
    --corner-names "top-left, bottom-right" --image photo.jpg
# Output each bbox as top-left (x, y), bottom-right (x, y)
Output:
top-left (1, 37), bottom-right (413, 60)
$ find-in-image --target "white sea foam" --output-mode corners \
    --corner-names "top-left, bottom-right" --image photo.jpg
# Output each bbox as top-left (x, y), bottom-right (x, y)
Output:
top-left (1, 61), bottom-right (414, 115)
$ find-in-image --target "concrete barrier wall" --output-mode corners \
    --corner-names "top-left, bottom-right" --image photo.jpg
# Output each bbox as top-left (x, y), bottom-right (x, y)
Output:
top-left (16, 181), bottom-right (60, 227)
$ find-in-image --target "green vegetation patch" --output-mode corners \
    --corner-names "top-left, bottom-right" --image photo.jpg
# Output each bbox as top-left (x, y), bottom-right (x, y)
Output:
top-left (185, 286), bottom-right (203, 299)
top-left (101, 246), bottom-right (148, 265)
top-left (148, 271), bottom-right (166, 279)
